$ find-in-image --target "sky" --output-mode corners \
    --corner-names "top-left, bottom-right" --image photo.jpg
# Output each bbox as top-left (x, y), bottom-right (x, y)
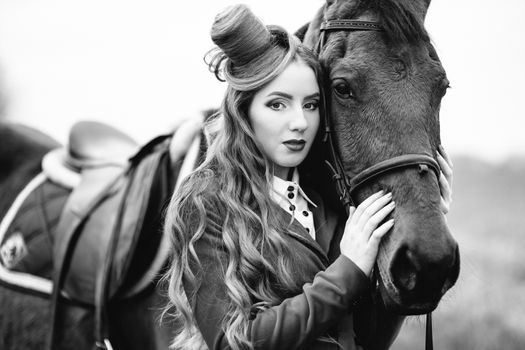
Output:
top-left (0, 0), bottom-right (524, 163)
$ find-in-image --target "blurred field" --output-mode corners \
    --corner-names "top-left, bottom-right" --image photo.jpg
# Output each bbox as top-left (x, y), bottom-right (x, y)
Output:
top-left (392, 156), bottom-right (525, 350)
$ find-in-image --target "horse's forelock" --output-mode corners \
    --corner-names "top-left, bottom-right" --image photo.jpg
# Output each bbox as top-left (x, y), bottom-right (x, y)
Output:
top-left (320, 33), bottom-right (348, 67)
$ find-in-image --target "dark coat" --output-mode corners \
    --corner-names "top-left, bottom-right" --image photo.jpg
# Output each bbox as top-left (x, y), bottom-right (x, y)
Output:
top-left (183, 176), bottom-right (369, 350)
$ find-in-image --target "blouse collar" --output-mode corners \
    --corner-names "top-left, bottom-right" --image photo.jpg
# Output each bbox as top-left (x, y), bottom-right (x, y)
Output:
top-left (270, 168), bottom-right (318, 208)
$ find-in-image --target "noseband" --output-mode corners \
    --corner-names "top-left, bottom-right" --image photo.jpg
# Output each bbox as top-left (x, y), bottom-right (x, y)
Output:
top-left (317, 19), bottom-right (437, 350)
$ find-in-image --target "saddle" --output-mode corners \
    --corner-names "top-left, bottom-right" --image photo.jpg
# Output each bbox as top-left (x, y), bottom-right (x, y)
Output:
top-left (44, 121), bottom-right (180, 349)
top-left (0, 119), bottom-right (202, 349)
top-left (39, 121), bottom-right (173, 303)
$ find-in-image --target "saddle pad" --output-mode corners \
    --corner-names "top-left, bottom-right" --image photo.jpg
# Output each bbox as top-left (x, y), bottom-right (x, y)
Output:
top-left (0, 177), bottom-right (70, 278)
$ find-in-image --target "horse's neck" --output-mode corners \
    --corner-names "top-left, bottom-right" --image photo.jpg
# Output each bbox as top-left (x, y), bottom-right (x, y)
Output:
top-left (0, 123), bottom-right (58, 219)
top-left (0, 123), bottom-right (58, 170)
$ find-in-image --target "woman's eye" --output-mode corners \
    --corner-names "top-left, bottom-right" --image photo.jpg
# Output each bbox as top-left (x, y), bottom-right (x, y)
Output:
top-left (304, 101), bottom-right (319, 111)
top-left (267, 101), bottom-right (285, 110)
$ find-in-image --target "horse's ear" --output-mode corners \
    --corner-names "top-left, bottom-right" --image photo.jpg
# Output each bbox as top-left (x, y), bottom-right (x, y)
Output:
top-left (294, 22), bottom-right (310, 42)
top-left (419, 0), bottom-right (432, 20)
top-left (302, 6), bottom-right (325, 50)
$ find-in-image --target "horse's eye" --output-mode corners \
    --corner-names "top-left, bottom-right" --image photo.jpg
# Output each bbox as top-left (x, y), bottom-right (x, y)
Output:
top-left (333, 80), bottom-right (355, 99)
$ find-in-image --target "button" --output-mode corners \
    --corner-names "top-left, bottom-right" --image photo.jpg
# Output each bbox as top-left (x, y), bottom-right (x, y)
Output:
top-left (287, 193), bottom-right (294, 199)
top-left (302, 211), bottom-right (309, 217)
top-left (289, 205), bottom-right (295, 211)
top-left (287, 186), bottom-right (294, 192)
top-left (306, 228), bottom-right (310, 233)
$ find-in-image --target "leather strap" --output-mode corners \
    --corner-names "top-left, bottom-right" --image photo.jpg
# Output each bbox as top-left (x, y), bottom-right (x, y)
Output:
top-left (94, 167), bottom-right (135, 350)
top-left (317, 19), bottom-right (384, 54)
top-left (426, 313), bottom-right (433, 350)
top-left (320, 20), bottom-right (383, 32)
top-left (349, 154), bottom-right (440, 197)
top-left (48, 168), bottom-right (123, 349)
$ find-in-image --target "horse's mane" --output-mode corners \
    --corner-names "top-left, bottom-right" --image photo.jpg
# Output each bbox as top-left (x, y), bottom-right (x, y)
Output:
top-left (327, 0), bottom-right (429, 45)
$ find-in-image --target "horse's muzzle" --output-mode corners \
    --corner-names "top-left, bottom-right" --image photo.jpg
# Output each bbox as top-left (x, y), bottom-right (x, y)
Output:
top-left (386, 237), bottom-right (460, 314)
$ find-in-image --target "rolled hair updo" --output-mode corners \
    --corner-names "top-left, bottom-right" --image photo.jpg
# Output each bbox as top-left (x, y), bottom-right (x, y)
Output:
top-left (164, 4), bottom-right (324, 350)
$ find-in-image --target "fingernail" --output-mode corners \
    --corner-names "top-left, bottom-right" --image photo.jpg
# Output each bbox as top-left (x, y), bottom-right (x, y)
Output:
top-left (390, 201), bottom-right (396, 207)
top-left (385, 192), bottom-right (392, 198)
top-left (438, 144), bottom-right (444, 153)
top-left (388, 219), bottom-right (395, 225)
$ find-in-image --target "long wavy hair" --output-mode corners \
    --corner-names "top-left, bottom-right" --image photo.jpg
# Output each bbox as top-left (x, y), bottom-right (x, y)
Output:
top-left (163, 5), bottom-right (325, 350)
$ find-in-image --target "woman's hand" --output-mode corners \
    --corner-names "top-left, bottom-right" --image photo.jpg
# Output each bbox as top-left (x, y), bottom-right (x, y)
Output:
top-left (437, 145), bottom-right (453, 214)
top-left (340, 191), bottom-right (395, 277)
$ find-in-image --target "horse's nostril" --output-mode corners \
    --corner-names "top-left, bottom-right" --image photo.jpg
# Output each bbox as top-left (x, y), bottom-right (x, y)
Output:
top-left (390, 246), bottom-right (418, 293)
top-left (390, 243), bottom-right (460, 300)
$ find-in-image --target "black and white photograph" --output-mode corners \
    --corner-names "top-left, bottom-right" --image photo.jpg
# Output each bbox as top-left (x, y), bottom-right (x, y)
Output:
top-left (0, 0), bottom-right (524, 349)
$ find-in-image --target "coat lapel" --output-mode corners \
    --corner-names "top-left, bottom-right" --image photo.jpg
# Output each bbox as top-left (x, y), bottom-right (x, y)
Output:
top-left (275, 207), bottom-right (329, 266)
top-left (303, 187), bottom-right (340, 257)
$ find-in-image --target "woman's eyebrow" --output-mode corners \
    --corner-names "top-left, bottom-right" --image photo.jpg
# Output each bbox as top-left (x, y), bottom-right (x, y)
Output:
top-left (304, 92), bottom-right (320, 100)
top-left (267, 92), bottom-right (320, 100)
top-left (267, 91), bottom-right (293, 99)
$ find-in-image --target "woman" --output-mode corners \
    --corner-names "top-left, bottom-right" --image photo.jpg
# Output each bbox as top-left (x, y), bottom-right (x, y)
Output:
top-left (163, 4), bottom-right (453, 350)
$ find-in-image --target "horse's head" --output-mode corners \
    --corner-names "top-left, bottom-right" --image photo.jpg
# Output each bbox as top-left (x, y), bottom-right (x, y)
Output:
top-left (304, 0), bottom-right (459, 315)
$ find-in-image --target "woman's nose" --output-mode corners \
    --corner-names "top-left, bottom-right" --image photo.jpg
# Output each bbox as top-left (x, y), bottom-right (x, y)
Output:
top-left (289, 106), bottom-right (308, 132)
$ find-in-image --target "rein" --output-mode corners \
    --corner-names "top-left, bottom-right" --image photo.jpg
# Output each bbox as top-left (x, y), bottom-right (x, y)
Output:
top-left (317, 19), bottom-right (435, 350)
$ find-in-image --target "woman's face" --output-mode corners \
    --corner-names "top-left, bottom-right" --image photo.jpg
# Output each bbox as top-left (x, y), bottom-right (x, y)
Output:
top-left (248, 59), bottom-right (320, 179)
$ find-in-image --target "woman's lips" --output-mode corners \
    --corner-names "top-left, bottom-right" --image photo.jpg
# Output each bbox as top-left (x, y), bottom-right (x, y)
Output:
top-left (283, 139), bottom-right (306, 151)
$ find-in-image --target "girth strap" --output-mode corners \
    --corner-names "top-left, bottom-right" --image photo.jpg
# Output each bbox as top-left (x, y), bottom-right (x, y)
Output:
top-left (48, 167), bottom-right (123, 349)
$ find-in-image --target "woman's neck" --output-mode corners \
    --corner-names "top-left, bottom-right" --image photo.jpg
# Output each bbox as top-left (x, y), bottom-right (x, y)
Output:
top-left (273, 167), bottom-right (295, 181)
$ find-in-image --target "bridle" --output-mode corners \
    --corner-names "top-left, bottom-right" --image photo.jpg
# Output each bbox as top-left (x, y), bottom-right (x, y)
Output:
top-left (317, 19), bottom-right (437, 350)
top-left (317, 20), bottom-right (440, 210)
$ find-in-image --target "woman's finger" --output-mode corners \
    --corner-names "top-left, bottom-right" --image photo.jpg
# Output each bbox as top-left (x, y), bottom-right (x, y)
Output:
top-left (439, 172), bottom-right (451, 199)
top-left (356, 192), bottom-right (392, 230)
top-left (353, 190), bottom-right (384, 219)
top-left (439, 170), bottom-right (452, 215)
top-left (363, 200), bottom-right (395, 237)
top-left (438, 145), bottom-right (453, 169)
top-left (437, 153), bottom-right (453, 185)
top-left (368, 219), bottom-right (394, 246)
top-left (440, 197), bottom-right (449, 214)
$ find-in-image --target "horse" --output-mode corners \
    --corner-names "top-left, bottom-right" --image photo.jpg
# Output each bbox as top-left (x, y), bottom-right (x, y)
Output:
top-left (0, 0), bottom-right (459, 349)
top-left (298, 0), bottom-right (460, 348)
